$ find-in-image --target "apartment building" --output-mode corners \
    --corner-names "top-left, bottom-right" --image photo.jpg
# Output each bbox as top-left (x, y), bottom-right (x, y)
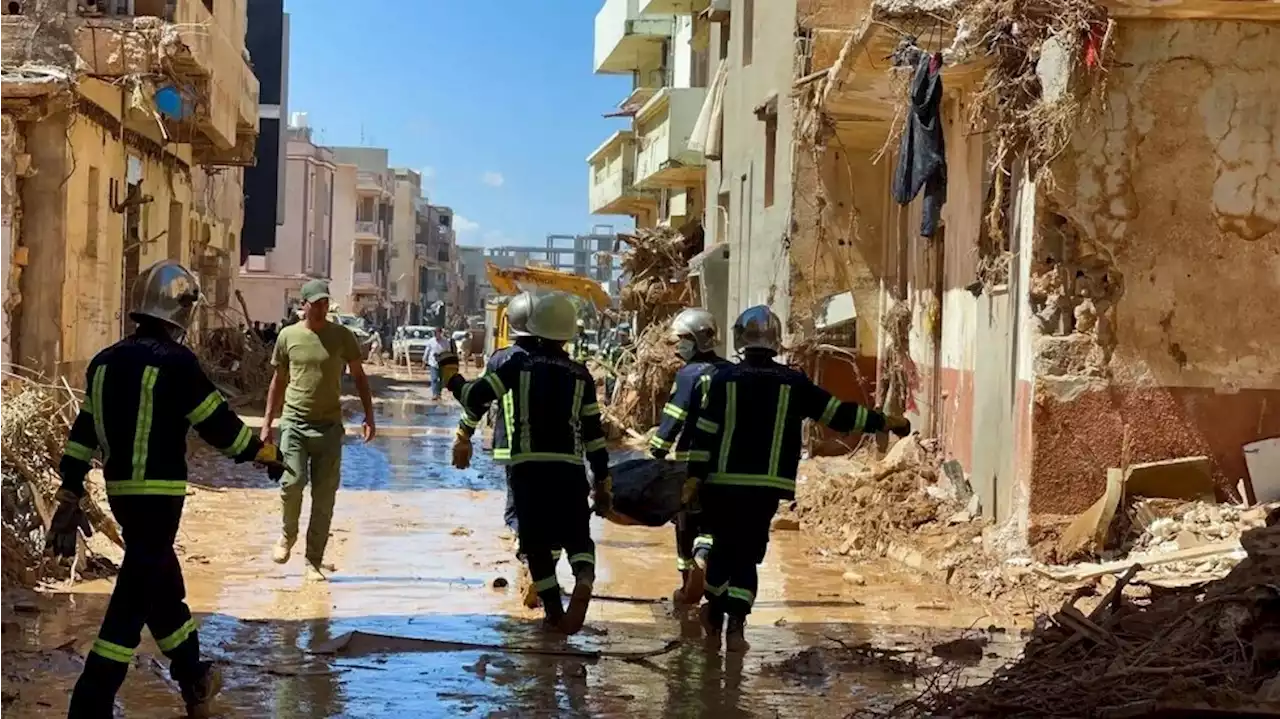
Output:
top-left (239, 115), bottom-right (335, 324)
top-left (589, 0), bottom-right (711, 236)
top-left (329, 146), bottom-right (394, 319)
top-left (390, 169), bottom-right (423, 324)
top-left (418, 204), bottom-right (458, 324)
top-left (1, 0), bottom-right (258, 378)
top-left (242, 0), bottom-right (289, 262)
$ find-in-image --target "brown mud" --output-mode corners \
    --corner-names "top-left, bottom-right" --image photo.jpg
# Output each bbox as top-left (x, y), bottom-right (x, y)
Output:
top-left (2, 369), bottom-right (1026, 718)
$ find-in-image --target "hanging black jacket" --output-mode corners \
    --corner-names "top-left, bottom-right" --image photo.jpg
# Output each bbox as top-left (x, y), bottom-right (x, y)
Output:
top-left (457, 336), bottom-right (540, 460)
top-left (59, 328), bottom-right (263, 499)
top-left (447, 344), bottom-right (609, 479)
top-left (649, 352), bottom-right (730, 462)
top-left (892, 52), bottom-right (946, 238)
top-left (689, 353), bottom-right (888, 500)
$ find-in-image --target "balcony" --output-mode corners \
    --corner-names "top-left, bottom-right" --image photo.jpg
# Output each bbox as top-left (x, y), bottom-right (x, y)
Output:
top-left (352, 272), bottom-right (381, 292)
top-left (639, 0), bottom-right (707, 13)
top-left (633, 87), bottom-right (708, 188)
top-left (415, 244), bottom-right (430, 262)
top-left (355, 220), bottom-right (385, 242)
top-left (3, 0), bottom-right (259, 165)
top-left (594, 0), bottom-right (674, 74)
top-left (588, 130), bottom-right (658, 216)
top-left (357, 170), bottom-right (393, 196)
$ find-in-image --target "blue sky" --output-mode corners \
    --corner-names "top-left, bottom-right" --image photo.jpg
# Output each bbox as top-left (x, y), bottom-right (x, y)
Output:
top-left (284, 0), bottom-right (636, 249)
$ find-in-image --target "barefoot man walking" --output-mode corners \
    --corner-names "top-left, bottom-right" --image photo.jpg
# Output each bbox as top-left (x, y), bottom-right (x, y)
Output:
top-left (261, 279), bottom-right (377, 581)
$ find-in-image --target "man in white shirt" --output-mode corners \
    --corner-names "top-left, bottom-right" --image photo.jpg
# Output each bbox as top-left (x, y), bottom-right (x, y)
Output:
top-left (422, 327), bottom-right (448, 400)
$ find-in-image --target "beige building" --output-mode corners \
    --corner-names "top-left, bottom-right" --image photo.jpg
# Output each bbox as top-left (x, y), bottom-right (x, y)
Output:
top-left (589, 0), bottom-right (711, 236)
top-left (329, 146), bottom-right (393, 319)
top-left (390, 169), bottom-right (423, 323)
top-left (239, 115), bottom-right (335, 324)
top-left (1, 0), bottom-right (257, 380)
top-left (328, 163), bottom-right (359, 316)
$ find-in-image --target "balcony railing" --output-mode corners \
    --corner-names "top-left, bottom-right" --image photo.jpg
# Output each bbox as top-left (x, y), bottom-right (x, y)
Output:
top-left (355, 220), bottom-right (384, 238)
top-left (594, 0), bottom-right (674, 74)
top-left (353, 272), bottom-right (380, 290)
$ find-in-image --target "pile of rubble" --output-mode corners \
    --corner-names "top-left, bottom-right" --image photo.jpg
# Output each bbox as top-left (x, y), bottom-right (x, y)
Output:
top-left (886, 513), bottom-right (1280, 717)
top-left (603, 227), bottom-right (696, 435)
top-left (191, 322), bottom-right (273, 406)
top-left (1, 374), bottom-right (123, 587)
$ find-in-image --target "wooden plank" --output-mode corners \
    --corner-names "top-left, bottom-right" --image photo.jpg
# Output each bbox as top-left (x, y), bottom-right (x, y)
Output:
top-left (1036, 540), bottom-right (1242, 582)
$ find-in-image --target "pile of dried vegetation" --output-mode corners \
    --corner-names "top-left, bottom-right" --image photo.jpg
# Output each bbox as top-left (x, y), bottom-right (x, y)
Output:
top-left (191, 312), bottom-right (273, 406)
top-left (603, 227), bottom-right (696, 435)
top-left (1, 372), bottom-right (123, 587)
top-left (882, 512), bottom-right (1280, 717)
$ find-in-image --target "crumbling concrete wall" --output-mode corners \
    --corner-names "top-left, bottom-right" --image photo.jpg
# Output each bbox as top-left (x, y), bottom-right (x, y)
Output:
top-left (1030, 20), bottom-right (1280, 513)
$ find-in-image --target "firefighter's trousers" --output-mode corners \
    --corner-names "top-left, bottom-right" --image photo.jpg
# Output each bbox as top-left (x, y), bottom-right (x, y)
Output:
top-left (674, 509), bottom-right (712, 572)
top-left (701, 485), bottom-right (780, 618)
top-left (506, 466), bottom-right (563, 563)
top-left (509, 462), bottom-right (595, 607)
top-left (69, 496), bottom-right (202, 717)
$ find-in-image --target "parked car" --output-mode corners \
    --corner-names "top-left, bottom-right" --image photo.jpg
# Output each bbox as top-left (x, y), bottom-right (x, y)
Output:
top-left (329, 313), bottom-right (375, 359)
top-left (392, 325), bottom-right (435, 364)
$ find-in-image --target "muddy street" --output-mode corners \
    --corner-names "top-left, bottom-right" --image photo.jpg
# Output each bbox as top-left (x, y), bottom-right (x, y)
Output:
top-left (3, 374), bottom-right (1023, 718)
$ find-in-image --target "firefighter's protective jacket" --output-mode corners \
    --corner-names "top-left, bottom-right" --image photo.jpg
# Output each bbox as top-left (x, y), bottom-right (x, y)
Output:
top-left (446, 344), bottom-right (609, 478)
top-left (688, 358), bottom-right (888, 499)
top-left (648, 353), bottom-right (730, 462)
top-left (456, 336), bottom-right (539, 460)
top-left (58, 331), bottom-right (263, 498)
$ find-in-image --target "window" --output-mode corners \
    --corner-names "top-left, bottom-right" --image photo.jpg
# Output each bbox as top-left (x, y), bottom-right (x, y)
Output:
top-left (438, 214), bottom-right (451, 228)
top-left (742, 0), bottom-right (754, 66)
top-left (167, 200), bottom-right (183, 260)
top-left (357, 245), bottom-right (374, 273)
top-left (357, 197), bottom-right (375, 222)
top-left (719, 18), bottom-right (730, 61)
top-left (764, 114), bottom-right (777, 207)
top-left (85, 167), bottom-right (100, 259)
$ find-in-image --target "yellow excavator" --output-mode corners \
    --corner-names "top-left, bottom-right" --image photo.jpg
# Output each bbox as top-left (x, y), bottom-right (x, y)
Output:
top-left (483, 262), bottom-right (611, 358)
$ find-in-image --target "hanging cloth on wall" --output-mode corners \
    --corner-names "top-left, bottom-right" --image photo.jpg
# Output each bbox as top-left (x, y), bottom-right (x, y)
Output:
top-left (891, 52), bottom-right (947, 239)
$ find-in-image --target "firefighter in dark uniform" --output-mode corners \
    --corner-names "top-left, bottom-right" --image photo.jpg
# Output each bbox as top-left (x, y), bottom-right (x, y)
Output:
top-left (647, 308), bottom-right (731, 606)
top-left (689, 305), bottom-right (911, 652)
top-left (441, 293), bottom-right (611, 633)
top-left (450, 292), bottom-right (562, 607)
top-left (47, 261), bottom-right (285, 718)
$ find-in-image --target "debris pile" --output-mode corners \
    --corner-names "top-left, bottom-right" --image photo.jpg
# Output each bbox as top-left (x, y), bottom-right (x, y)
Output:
top-left (603, 227), bottom-right (695, 434)
top-left (1, 373), bottom-right (123, 587)
top-left (191, 322), bottom-right (273, 406)
top-left (888, 513), bottom-right (1280, 717)
top-left (796, 437), bottom-right (983, 565)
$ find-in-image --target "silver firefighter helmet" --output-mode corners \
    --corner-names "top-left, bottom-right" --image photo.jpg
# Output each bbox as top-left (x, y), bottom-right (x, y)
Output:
top-left (129, 260), bottom-right (202, 334)
top-left (670, 307), bottom-right (718, 360)
top-left (506, 292), bottom-right (534, 338)
top-left (732, 305), bottom-right (782, 354)
top-left (526, 293), bottom-right (579, 342)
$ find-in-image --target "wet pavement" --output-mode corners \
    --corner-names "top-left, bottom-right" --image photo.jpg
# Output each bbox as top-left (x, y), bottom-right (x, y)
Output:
top-left (2, 372), bottom-right (1025, 718)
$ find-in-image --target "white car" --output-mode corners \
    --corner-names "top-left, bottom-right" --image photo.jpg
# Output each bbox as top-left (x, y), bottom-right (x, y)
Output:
top-left (392, 325), bottom-right (435, 364)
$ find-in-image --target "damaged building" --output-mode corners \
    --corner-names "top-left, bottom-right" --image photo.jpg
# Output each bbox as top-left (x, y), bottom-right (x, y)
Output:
top-left (1, 0), bottom-right (258, 381)
top-left (794, 0), bottom-right (1280, 547)
top-left (589, 0), bottom-right (1279, 549)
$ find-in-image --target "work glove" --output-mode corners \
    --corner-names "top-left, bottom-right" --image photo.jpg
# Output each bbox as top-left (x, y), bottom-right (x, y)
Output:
top-left (591, 473), bottom-right (614, 517)
top-left (437, 351), bottom-right (460, 387)
top-left (451, 431), bottom-right (473, 470)
top-left (254, 441), bottom-right (289, 481)
top-left (46, 488), bottom-right (92, 559)
top-left (884, 415), bottom-right (912, 438)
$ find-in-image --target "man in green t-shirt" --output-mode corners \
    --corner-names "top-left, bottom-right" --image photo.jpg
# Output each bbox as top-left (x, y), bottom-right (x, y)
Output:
top-left (261, 279), bottom-right (377, 580)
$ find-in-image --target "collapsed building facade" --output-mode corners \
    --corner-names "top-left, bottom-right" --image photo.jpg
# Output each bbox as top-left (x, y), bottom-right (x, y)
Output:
top-left (1, 0), bottom-right (259, 381)
top-left (590, 0), bottom-right (1279, 548)
top-left (790, 0), bottom-right (1280, 545)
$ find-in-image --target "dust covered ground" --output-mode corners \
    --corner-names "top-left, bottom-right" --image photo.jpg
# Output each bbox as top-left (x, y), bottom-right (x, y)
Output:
top-left (1, 368), bottom-right (1028, 718)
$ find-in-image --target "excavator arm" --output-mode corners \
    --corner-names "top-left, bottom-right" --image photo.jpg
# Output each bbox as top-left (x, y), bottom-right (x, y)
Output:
top-left (485, 262), bottom-right (611, 310)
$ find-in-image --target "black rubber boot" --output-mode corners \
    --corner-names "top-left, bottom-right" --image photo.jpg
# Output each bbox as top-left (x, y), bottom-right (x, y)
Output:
top-left (562, 564), bottom-right (595, 635)
top-left (725, 616), bottom-right (750, 654)
top-left (179, 661), bottom-right (222, 719)
top-left (700, 603), bottom-right (724, 650)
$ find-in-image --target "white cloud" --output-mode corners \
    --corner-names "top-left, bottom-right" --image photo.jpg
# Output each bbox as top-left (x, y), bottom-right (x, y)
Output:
top-left (480, 171), bottom-right (505, 188)
top-left (454, 215), bottom-right (480, 234)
